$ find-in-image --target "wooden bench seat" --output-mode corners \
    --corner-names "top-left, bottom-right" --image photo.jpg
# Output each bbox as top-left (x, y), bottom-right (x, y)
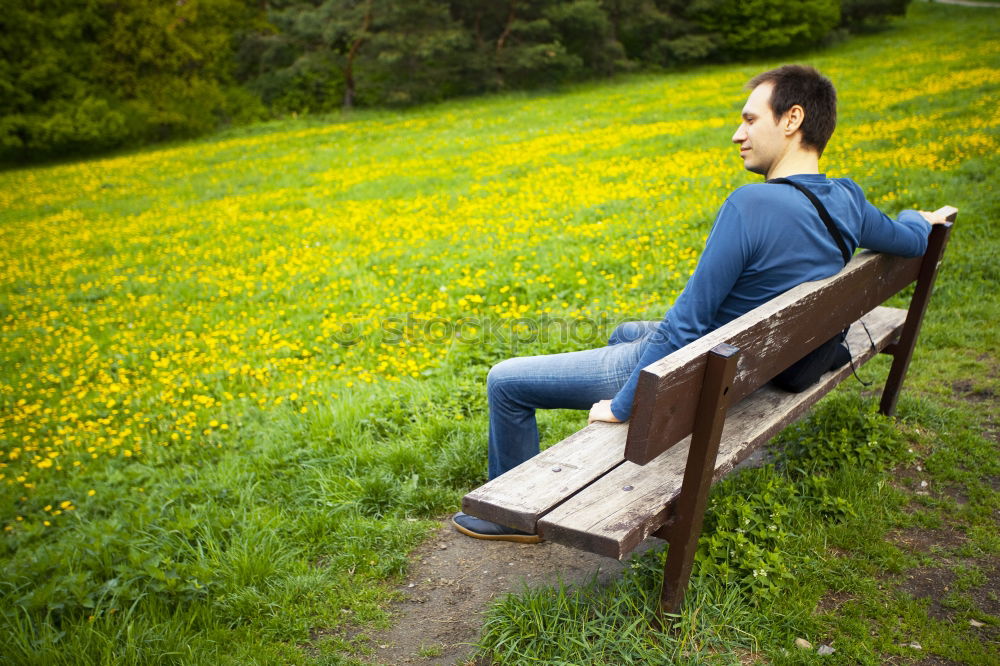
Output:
top-left (463, 213), bottom-right (955, 614)
top-left (466, 307), bottom-right (903, 558)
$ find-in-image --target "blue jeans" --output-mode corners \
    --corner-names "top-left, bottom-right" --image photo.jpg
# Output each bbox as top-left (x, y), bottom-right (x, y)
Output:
top-left (487, 320), bottom-right (660, 479)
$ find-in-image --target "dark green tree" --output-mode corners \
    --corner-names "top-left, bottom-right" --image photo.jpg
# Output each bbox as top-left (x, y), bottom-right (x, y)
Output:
top-left (600, 0), bottom-right (706, 66)
top-left (98, 0), bottom-right (264, 138)
top-left (545, 0), bottom-right (624, 75)
top-left (239, 0), bottom-right (472, 110)
top-left (839, 0), bottom-right (911, 29)
top-left (487, 0), bottom-right (588, 89)
top-left (1, 0), bottom-right (263, 161)
top-left (236, 0), bottom-right (353, 113)
top-left (352, 0), bottom-right (473, 105)
top-left (3, 0), bottom-right (906, 160)
top-left (684, 0), bottom-right (841, 58)
top-left (0, 0), bottom-right (116, 156)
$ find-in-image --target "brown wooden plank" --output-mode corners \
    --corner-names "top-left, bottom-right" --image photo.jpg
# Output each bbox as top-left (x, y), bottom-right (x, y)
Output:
top-left (461, 420), bottom-right (628, 533)
top-left (626, 251), bottom-right (922, 464)
top-left (539, 306), bottom-right (906, 559)
top-left (660, 343), bottom-right (741, 614)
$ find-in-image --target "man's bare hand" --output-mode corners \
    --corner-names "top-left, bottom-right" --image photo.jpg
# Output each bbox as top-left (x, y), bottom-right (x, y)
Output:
top-left (919, 206), bottom-right (957, 226)
top-left (588, 399), bottom-right (622, 424)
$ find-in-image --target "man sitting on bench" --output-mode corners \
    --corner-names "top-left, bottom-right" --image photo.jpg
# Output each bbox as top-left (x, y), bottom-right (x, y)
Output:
top-left (452, 64), bottom-right (948, 544)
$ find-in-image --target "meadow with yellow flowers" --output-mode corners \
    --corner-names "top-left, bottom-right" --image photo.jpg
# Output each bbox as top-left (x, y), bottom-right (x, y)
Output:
top-left (1, 3), bottom-right (998, 663)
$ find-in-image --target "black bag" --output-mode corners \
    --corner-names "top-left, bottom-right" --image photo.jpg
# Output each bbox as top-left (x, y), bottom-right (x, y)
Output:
top-left (767, 178), bottom-right (853, 393)
top-left (772, 329), bottom-right (852, 392)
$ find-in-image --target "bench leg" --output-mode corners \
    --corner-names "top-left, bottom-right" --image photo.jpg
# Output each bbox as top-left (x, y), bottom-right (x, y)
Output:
top-left (658, 343), bottom-right (741, 617)
top-left (880, 222), bottom-right (954, 416)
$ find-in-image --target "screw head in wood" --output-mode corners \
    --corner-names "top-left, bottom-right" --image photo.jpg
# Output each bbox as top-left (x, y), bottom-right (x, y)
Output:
top-left (551, 466), bottom-right (562, 472)
top-left (623, 485), bottom-right (634, 492)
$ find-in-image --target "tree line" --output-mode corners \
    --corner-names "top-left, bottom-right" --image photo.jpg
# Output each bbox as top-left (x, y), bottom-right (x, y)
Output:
top-left (1, 0), bottom-right (909, 162)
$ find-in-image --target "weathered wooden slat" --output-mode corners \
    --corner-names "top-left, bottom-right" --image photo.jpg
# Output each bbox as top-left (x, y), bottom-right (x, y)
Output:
top-left (538, 306), bottom-right (905, 559)
top-left (626, 251), bottom-right (922, 464)
top-left (461, 420), bottom-right (628, 533)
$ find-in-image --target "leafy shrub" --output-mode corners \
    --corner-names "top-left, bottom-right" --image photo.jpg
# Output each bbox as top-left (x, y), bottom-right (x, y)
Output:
top-left (686, 0), bottom-right (841, 58)
top-left (776, 393), bottom-right (909, 474)
top-left (679, 396), bottom-right (902, 602)
top-left (0, 97), bottom-right (131, 156)
top-left (694, 470), bottom-right (797, 600)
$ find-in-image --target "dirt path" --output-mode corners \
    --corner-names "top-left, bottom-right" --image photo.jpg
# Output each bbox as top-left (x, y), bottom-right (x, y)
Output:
top-left (358, 519), bottom-right (660, 665)
top-left (355, 451), bottom-right (771, 665)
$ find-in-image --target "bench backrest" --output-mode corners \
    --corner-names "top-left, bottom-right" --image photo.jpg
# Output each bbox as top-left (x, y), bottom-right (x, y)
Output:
top-left (625, 222), bottom-right (952, 465)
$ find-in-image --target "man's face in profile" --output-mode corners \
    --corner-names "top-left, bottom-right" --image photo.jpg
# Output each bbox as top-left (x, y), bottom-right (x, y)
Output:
top-left (732, 82), bottom-right (786, 176)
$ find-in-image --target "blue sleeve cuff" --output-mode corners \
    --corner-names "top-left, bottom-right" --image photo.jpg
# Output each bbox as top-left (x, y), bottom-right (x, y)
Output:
top-left (610, 361), bottom-right (647, 421)
top-left (899, 209), bottom-right (932, 230)
top-left (610, 397), bottom-right (632, 422)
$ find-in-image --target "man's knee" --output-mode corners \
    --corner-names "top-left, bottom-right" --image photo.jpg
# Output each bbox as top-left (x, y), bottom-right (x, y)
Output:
top-left (608, 321), bottom-right (644, 346)
top-left (487, 358), bottom-right (519, 401)
top-left (608, 323), bottom-right (627, 346)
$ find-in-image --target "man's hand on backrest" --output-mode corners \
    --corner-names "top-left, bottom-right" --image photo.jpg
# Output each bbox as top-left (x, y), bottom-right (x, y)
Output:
top-left (919, 206), bottom-right (958, 226)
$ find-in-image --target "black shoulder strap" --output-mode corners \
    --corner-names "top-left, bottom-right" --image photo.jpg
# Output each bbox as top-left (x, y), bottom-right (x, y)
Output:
top-left (767, 177), bottom-right (852, 265)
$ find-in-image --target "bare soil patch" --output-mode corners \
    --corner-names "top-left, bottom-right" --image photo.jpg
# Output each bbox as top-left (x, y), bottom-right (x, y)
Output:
top-left (899, 566), bottom-right (957, 621)
top-left (888, 521), bottom-right (999, 627)
top-left (354, 518), bottom-right (659, 665)
top-left (968, 558), bottom-right (1000, 617)
top-left (880, 655), bottom-right (964, 666)
top-left (814, 589), bottom-right (855, 615)
top-left (950, 378), bottom-right (996, 402)
top-left (886, 526), bottom-right (968, 555)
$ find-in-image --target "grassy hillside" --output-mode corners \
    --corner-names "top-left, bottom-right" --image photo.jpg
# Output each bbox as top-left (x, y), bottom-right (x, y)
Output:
top-left (1, 2), bottom-right (997, 663)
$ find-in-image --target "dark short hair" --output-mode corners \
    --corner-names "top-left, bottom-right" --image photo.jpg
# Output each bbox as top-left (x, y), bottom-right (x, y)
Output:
top-left (747, 65), bottom-right (837, 156)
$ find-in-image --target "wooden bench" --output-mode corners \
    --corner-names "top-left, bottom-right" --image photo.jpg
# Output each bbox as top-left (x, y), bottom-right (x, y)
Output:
top-left (463, 210), bottom-right (956, 615)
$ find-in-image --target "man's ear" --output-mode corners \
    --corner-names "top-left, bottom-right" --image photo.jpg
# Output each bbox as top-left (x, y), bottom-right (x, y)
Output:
top-left (783, 104), bottom-right (805, 136)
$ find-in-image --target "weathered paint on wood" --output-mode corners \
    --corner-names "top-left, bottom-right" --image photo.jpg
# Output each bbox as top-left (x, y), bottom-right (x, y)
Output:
top-left (626, 251), bottom-right (923, 464)
top-left (537, 307), bottom-right (905, 559)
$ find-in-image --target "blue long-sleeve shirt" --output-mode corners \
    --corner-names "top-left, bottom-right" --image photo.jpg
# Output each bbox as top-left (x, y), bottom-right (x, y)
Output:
top-left (608, 173), bottom-right (931, 420)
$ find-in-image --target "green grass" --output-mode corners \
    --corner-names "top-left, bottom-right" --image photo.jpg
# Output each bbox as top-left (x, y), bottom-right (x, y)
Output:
top-left (1, 1), bottom-right (998, 664)
top-left (477, 393), bottom-right (998, 664)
